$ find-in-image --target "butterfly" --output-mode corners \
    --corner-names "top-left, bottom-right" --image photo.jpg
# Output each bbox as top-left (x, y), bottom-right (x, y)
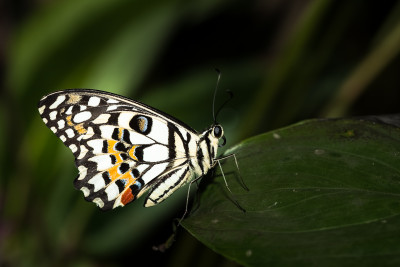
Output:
top-left (38, 87), bottom-right (239, 211)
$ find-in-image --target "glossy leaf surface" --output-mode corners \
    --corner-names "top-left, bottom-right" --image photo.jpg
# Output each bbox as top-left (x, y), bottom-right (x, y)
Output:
top-left (183, 116), bottom-right (400, 266)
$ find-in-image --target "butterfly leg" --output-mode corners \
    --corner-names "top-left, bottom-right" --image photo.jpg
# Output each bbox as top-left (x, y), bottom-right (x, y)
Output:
top-left (217, 160), bottom-right (233, 195)
top-left (217, 153), bottom-right (249, 191)
top-left (216, 154), bottom-right (247, 212)
top-left (176, 174), bottom-right (204, 226)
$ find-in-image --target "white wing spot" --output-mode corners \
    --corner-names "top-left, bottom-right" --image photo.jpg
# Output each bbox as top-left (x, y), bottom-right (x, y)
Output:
top-left (43, 118), bottom-right (48, 124)
top-left (118, 112), bottom-right (134, 129)
top-left (87, 139), bottom-right (106, 154)
top-left (69, 144), bottom-right (78, 153)
top-left (128, 131), bottom-right (154, 145)
top-left (60, 135), bottom-right (66, 142)
top-left (105, 183), bottom-right (120, 201)
top-left (142, 144), bottom-right (169, 162)
top-left (92, 114), bottom-right (111, 124)
top-left (89, 155), bottom-right (114, 170)
top-left (88, 96), bottom-right (101, 107)
top-left (113, 197), bottom-right (123, 209)
top-left (77, 165), bottom-right (87, 180)
top-left (106, 105), bottom-right (120, 111)
top-left (65, 128), bottom-right (75, 138)
top-left (38, 105), bottom-right (46, 115)
top-left (57, 120), bottom-right (65, 129)
top-left (88, 173), bottom-right (106, 192)
top-left (66, 106), bottom-right (74, 115)
top-left (81, 187), bottom-right (90, 197)
top-left (49, 95), bottom-right (66, 109)
top-left (107, 99), bottom-right (119, 104)
top-left (73, 111), bottom-right (92, 123)
top-left (98, 125), bottom-right (115, 139)
top-left (49, 111), bottom-right (58, 120)
top-left (50, 127), bottom-right (57, 133)
top-left (93, 198), bottom-right (104, 208)
top-left (78, 145), bottom-right (88, 159)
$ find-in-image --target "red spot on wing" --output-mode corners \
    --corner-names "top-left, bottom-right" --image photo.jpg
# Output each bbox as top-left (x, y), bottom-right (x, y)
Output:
top-left (121, 188), bottom-right (135, 205)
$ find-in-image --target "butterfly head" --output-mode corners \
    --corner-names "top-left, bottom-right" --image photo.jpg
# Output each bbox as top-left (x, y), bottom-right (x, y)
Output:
top-left (210, 124), bottom-right (226, 147)
top-left (199, 124), bottom-right (226, 163)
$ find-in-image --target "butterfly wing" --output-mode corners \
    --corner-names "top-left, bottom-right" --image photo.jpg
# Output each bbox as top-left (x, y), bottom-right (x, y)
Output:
top-left (38, 89), bottom-right (199, 210)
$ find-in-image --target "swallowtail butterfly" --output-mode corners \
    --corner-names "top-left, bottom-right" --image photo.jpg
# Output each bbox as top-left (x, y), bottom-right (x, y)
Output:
top-left (38, 88), bottom-right (236, 211)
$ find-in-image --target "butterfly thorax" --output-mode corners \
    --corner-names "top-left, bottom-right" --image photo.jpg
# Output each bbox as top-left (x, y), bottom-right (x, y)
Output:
top-left (190, 125), bottom-right (224, 178)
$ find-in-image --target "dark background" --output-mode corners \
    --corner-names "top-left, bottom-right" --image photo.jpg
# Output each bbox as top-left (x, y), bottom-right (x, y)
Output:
top-left (1, 0), bottom-right (400, 266)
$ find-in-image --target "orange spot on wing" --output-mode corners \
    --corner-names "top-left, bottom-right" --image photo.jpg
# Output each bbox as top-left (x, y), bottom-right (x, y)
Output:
top-left (107, 140), bottom-right (118, 153)
top-left (66, 115), bottom-right (74, 126)
top-left (108, 163), bottom-right (133, 181)
top-left (108, 165), bottom-right (120, 181)
top-left (129, 145), bottom-right (138, 161)
top-left (66, 115), bottom-right (87, 135)
top-left (118, 128), bottom-right (123, 139)
top-left (74, 123), bottom-right (87, 134)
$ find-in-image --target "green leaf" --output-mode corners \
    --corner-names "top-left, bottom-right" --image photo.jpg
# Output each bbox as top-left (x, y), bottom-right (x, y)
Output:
top-left (182, 115), bottom-right (400, 266)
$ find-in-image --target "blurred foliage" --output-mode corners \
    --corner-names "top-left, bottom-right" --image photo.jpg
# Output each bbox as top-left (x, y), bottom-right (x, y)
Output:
top-left (1, 0), bottom-right (400, 266)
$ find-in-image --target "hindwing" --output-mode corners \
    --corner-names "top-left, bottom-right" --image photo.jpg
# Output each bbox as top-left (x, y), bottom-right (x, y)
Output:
top-left (38, 89), bottom-right (199, 210)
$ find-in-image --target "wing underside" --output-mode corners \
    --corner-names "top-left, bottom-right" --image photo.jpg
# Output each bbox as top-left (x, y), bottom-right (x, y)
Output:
top-left (38, 89), bottom-right (198, 210)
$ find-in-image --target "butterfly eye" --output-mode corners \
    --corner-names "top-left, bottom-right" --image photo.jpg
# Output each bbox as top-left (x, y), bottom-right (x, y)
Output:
top-left (213, 125), bottom-right (223, 138)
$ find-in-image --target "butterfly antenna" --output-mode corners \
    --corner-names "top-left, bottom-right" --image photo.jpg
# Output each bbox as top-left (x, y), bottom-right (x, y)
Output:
top-left (212, 69), bottom-right (234, 123)
top-left (215, 90), bottom-right (233, 122)
top-left (177, 174), bottom-right (204, 226)
top-left (212, 68), bottom-right (222, 123)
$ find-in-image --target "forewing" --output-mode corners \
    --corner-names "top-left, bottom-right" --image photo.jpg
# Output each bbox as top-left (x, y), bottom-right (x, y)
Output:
top-left (38, 89), bottom-right (196, 210)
